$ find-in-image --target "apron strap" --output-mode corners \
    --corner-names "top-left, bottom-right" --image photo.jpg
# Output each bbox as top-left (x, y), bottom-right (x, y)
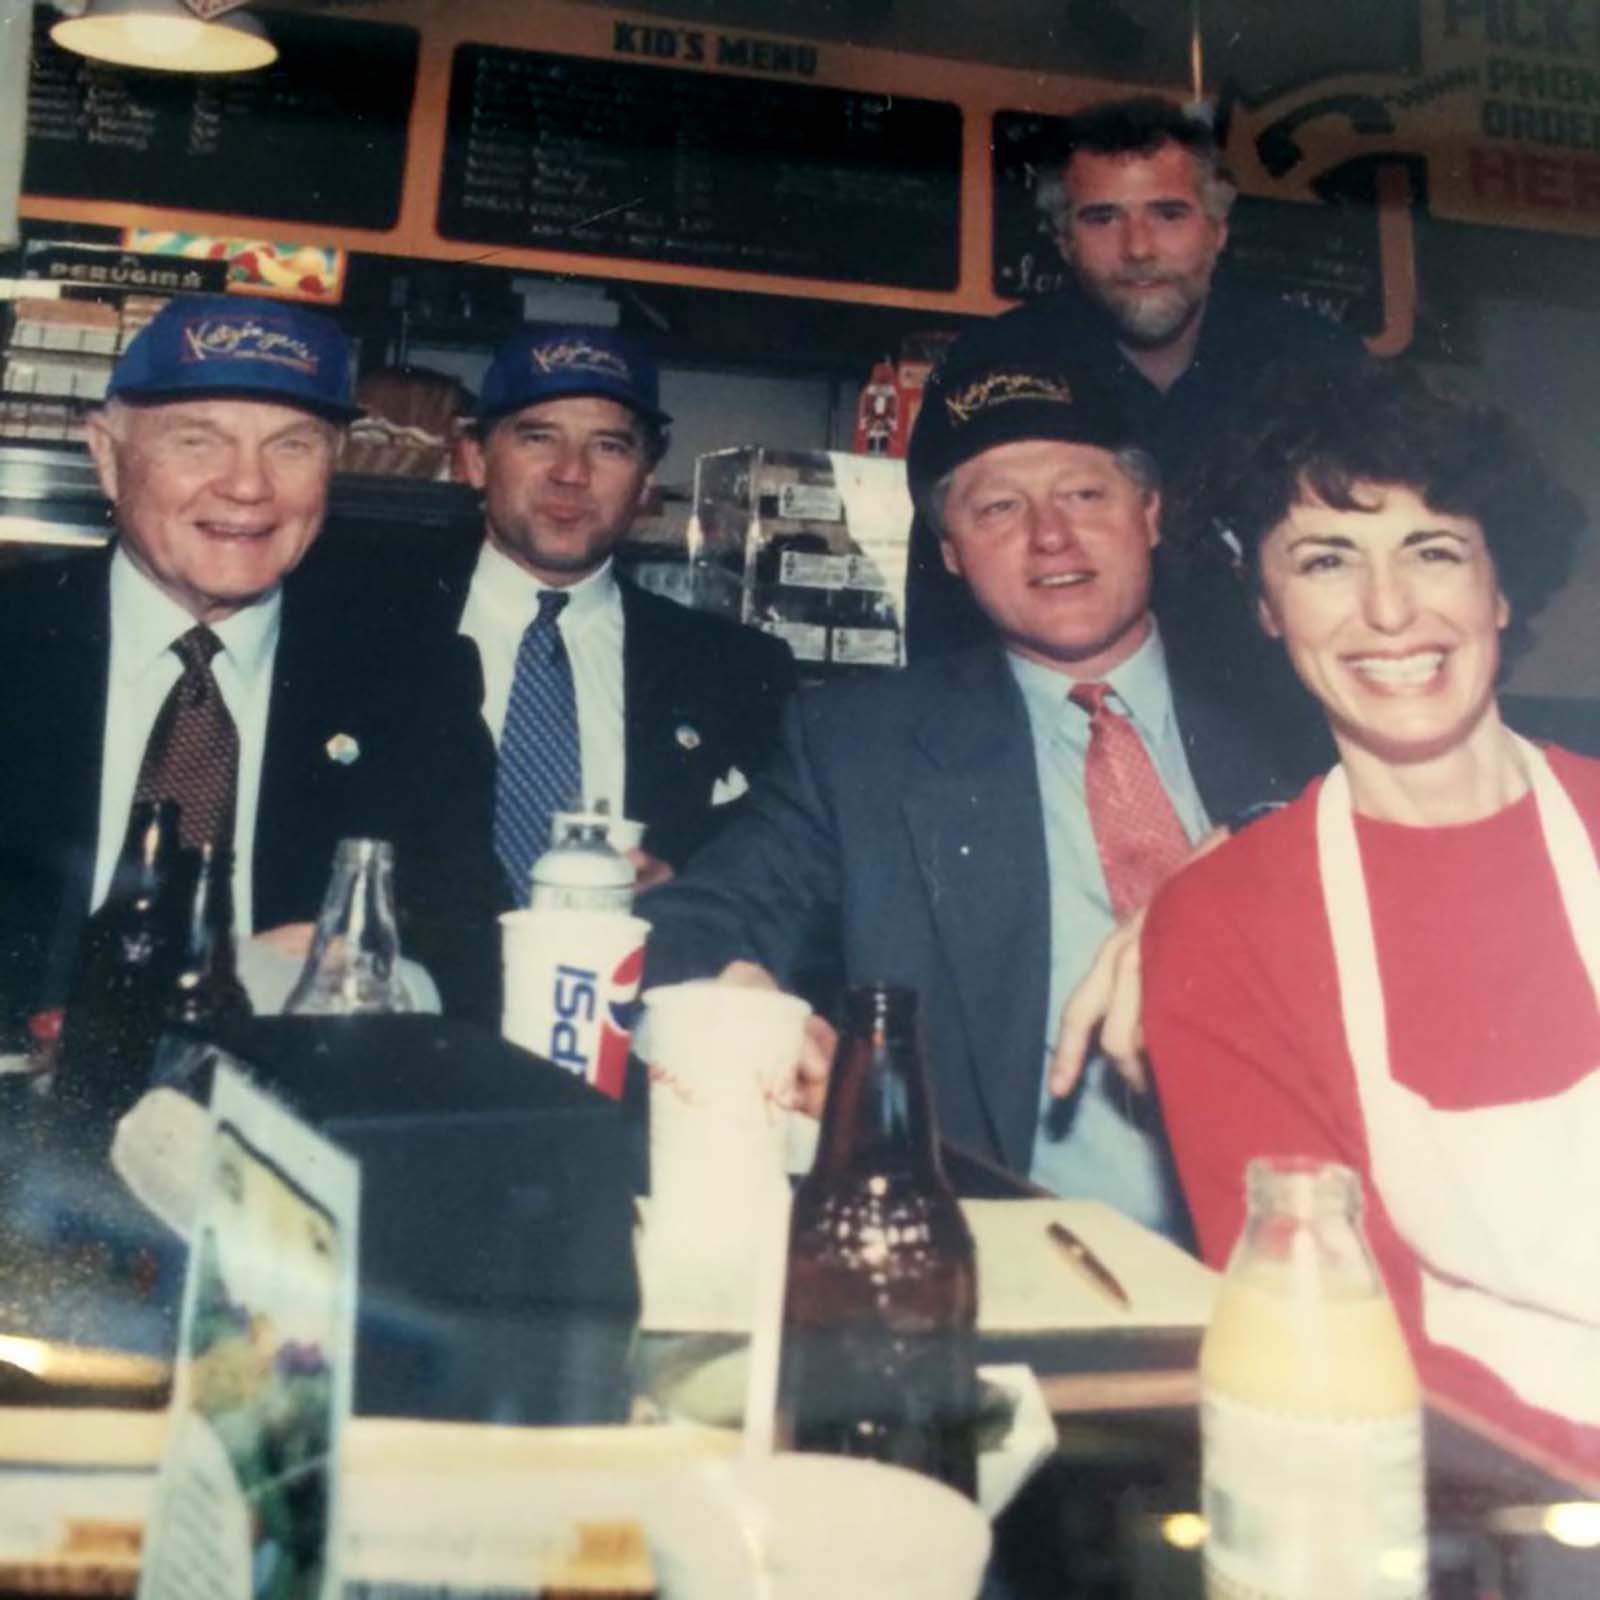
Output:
top-left (1513, 733), bottom-right (1600, 1012)
top-left (1316, 766), bottom-right (1391, 1077)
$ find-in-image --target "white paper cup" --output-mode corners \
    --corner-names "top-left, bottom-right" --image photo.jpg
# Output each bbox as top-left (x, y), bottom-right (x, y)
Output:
top-left (500, 910), bottom-right (650, 1100)
top-left (654, 1454), bottom-right (992, 1600)
top-left (638, 981), bottom-right (811, 1318)
top-left (642, 980), bottom-right (810, 1157)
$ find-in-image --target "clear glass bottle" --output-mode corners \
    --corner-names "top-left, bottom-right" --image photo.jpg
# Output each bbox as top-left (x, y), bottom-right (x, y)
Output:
top-left (530, 816), bottom-right (634, 913)
top-left (1199, 1157), bottom-right (1426, 1600)
top-left (775, 983), bottom-right (979, 1498)
top-left (284, 838), bottom-right (412, 1015)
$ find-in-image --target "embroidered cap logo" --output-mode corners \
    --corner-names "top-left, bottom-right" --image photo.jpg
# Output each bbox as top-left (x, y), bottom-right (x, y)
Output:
top-left (182, 316), bottom-right (320, 376)
top-left (528, 338), bottom-right (634, 385)
top-left (944, 370), bottom-right (1076, 425)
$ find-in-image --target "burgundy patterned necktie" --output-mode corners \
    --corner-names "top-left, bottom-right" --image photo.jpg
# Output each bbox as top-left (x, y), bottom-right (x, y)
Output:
top-left (132, 625), bottom-right (240, 854)
top-left (1069, 681), bottom-right (1193, 922)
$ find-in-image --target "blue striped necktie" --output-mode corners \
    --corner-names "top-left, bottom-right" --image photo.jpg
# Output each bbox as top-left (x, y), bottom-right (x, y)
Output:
top-left (494, 589), bottom-right (580, 905)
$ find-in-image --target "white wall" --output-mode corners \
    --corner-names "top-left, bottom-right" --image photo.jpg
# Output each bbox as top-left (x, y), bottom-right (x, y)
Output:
top-left (1471, 299), bottom-right (1600, 699)
top-left (655, 366), bottom-right (849, 487)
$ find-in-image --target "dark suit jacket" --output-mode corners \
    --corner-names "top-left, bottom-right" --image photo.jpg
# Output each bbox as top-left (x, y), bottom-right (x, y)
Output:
top-left (395, 532), bottom-right (799, 872)
top-left (643, 638), bottom-right (1297, 1175)
top-left (0, 547), bottom-right (502, 1033)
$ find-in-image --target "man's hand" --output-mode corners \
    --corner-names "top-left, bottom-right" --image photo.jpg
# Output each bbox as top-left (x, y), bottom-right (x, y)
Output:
top-left (718, 959), bottom-right (835, 1118)
top-left (1049, 825), bottom-right (1232, 1100)
top-left (627, 848), bottom-right (675, 894)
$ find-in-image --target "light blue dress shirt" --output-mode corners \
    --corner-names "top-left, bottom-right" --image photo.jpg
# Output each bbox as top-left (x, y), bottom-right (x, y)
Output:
top-left (1009, 627), bottom-right (1209, 1238)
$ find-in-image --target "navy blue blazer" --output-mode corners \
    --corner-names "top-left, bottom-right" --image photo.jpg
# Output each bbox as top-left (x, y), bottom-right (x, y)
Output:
top-left (392, 531), bottom-right (799, 872)
top-left (643, 639), bottom-right (1300, 1174)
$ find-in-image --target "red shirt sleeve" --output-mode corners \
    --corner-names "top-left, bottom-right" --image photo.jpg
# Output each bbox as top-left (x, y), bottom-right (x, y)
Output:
top-left (1142, 809), bottom-right (1359, 1269)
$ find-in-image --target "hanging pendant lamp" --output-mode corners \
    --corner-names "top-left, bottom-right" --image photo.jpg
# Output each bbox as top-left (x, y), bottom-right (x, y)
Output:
top-left (51, 0), bottom-right (277, 74)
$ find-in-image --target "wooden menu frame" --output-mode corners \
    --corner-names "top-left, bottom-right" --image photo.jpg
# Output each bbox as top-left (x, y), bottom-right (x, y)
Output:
top-left (18, 0), bottom-right (1399, 340)
top-left (19, 0), bottom-right (1137, 316)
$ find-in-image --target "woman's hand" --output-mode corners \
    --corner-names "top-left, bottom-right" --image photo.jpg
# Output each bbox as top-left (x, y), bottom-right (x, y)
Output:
top-left (1049, 825), bottom-right (1232, 1099)
top-left (1050, 910), bottom-right (1149, 1097)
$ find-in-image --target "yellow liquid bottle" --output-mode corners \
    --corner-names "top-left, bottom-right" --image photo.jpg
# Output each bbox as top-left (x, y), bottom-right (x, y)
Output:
top-left (1199, 1158), bottom-right (1427, 1600)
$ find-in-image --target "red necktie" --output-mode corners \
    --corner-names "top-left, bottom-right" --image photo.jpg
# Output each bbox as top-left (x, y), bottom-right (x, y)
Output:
top-left (1069, 681), bottom-right (1193, 921)
top-left (132, 625), bottom-right (240, 854)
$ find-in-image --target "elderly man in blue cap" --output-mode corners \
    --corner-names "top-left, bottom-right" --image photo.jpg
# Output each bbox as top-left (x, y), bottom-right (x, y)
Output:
top-left (0, 295), bottom-right (501, 1056)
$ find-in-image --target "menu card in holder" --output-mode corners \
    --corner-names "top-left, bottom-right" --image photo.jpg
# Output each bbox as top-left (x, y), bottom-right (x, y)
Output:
top-left (138, 1064), bottom-right (359, 1600)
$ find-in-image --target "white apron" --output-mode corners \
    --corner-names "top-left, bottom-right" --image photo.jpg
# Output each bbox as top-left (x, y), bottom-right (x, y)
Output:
top-left (1317, 738), bottom-right (1600, 1426)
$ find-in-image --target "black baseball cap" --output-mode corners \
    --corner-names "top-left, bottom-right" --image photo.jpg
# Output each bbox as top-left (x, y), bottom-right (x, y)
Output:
top-left (108, 294), bottom-right (361, 422)
top-left (476, 325), bottom-right (671, 427)
top-left (906, 355), bottom-right (1136, 511)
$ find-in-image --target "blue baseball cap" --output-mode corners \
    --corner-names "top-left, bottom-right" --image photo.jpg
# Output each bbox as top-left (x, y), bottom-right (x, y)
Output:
top-left (476, 325), bottom-right (671, 428)
top-left (107, 294), bottom-right (361, 422)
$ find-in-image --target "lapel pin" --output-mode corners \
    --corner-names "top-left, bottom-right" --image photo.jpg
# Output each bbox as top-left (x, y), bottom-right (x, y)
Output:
top-left (675, 723), bottom-right (702, 752)
top-left (325, 732), bottom-right (361, 766)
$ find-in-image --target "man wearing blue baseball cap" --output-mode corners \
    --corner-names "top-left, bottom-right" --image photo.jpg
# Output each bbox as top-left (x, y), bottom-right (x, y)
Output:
top-left (0, 295), bottom-right (502, 1060)
top-left (410, 324), bottom-right (795, 901)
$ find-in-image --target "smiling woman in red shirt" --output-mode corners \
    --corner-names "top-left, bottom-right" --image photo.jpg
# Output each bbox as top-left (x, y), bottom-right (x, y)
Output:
top-left (1142, 360), bottom-right (1600, 1475)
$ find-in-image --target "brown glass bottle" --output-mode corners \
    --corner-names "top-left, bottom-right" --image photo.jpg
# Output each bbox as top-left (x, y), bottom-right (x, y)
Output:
top-left (57, 800), bottom-right (187, 1119)
top-left (166, 841), bottom-right (252, 1032)
top-left (775, 983), bottom-right (979, 1498)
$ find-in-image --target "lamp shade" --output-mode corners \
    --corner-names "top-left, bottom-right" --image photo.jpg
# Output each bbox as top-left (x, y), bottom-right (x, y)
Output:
top-left (50, 0), bottom-right (277, 73)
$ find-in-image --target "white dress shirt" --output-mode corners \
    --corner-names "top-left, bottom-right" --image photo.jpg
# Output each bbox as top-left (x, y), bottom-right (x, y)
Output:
top-left (94, 548), bottom-right (280, 931)
top-left (457, 540), bottom-right (627, 814)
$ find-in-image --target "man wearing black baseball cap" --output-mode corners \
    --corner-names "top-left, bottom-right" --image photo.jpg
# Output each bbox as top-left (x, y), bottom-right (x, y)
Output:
top-left (0, 295), bottom-right (502, 1054)
top-left (407, 324), bottom-right (794, 901)
top-left (643, 352), bottom-right (1293, 1233)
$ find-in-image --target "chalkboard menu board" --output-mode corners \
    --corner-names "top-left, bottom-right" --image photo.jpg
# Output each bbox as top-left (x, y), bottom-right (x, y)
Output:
top-left (990, 109), bottom-right (1382, 334)
top-left (438, 43), bottom-right (962, 290)
top-left (1224, 195), bottom-right (1382, 336)
top-left (990, 110), bottom-right (1077, 301)
top-left (22, 8), bottom-right (417, 231)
